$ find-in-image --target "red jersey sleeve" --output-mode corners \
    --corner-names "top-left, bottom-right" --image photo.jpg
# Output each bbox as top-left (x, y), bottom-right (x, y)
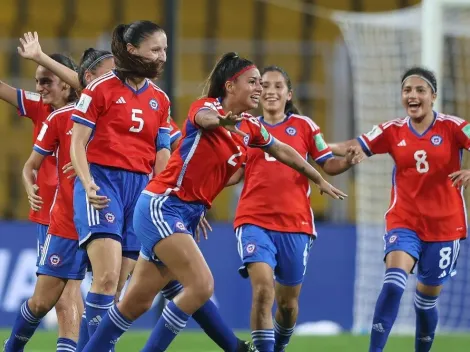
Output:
top-left (16, 89), bottom-right (44, 122)
top-left (71, 87), bottom-right (105, 129)
top-left (304, 120), bottom-right (333, 164)
top-left (454, 120), bottom-right (470, 150)
top-left (239, 116), bottom-right (274, 148)
top-left (169, 118), bottom-right (182, 144)
top-left (33, 116), bottom-right (59, 156)
top-left (187, 98), bottom-right (223, 127)
top-left (357, 123), bottom-right (391, 156)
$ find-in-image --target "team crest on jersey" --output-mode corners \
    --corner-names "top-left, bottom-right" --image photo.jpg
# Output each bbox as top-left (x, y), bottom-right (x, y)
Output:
top-left (246, 243), bottom-right (256, 255)
top-left (105, 212), bottom-right (115, 223)
top-left (243, 135), bottom-right (250, 145)
top-left (285, 126), bottom-right (297, 136)
top-left (49, 254), bottom-right (61, 266)
top-left (149, 99), bottom-right (159, 111)
top-left (430, 135), bottom-right (443, 146)
top-left (176, 222), bottom-right (186, 231)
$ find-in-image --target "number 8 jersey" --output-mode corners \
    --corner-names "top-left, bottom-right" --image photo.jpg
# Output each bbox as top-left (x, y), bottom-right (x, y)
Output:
top-left (146, 97), bottom-right (274, 207)
top-left (71, 71), bottom-right (171, 174)
top-left (358, 112), bottom-right (470, 242)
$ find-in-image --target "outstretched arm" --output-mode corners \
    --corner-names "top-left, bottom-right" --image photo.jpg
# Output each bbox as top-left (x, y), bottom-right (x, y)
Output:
top-left (265, 139), bottom-right (347, 200)
top-left (328, 139), bottom-right (362, 157)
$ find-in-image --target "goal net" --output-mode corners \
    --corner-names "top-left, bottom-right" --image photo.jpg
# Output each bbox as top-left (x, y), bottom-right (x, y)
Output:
top-left (333, 2), bottom-right (470, 333)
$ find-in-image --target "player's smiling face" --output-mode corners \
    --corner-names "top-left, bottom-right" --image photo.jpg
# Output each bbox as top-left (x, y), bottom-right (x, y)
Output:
top-left (128, 30), bottom-right (168, 64)
top-left (35, 66), bottom-right (68, 107)
top-left (401, 76), bottom-right (436, 120)
top-left (261, 70), bottom-right (292, 115)
top-left (227, 67), bottom-right (262, 111)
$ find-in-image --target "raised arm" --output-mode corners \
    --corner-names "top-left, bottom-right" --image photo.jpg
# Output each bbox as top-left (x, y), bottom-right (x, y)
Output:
top-left (18, 31), bottom-right (81, 90)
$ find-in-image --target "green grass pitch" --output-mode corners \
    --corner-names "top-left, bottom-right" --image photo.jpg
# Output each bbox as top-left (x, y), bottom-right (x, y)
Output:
top-left (1, 330), bottom-right (469, 351)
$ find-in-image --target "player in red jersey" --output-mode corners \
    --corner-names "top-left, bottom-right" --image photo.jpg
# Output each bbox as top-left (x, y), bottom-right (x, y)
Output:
top-left (0, 43), bottom-right (82, 348)
top-left (232, 66), bottom-right (359, 352)
top-left (3, 101), bottom-right (89, 352)
top-left (330, 67), bottom-right (469, 352)
top-left (81, 52), bottom-right (347, 352)
top-left (70, 21), bottom-right (172, 343)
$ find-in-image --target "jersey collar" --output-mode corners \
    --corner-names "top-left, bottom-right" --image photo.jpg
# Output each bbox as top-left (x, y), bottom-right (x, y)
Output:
top-left (407, 110), bottom-right (437, 137)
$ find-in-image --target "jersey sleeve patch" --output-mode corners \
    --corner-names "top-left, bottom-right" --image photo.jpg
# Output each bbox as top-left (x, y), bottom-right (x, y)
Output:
top-left (76, 94), bottom-right (92, 114)
top-left (25, 91), bottom-right (41, 102)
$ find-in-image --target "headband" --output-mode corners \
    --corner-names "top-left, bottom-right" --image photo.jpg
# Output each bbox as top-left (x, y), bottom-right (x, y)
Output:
top-left (87, 54), bottom-right (114, 71)
top-left (401, 74), bottom-right (436, 93)
top-left (227, 64), bottom-right (257, 82)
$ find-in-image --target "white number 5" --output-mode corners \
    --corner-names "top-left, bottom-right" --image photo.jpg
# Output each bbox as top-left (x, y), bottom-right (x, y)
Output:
top-left (129, 109), bottom-right (144, 133)
top-left (264, 152), bottom-right (276, 162)
top-left (228, 146), bottom-right (242, 166)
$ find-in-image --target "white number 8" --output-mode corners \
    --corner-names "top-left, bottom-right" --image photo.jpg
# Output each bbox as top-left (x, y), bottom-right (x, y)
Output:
top-left (439, 247), bottom-right (452, 269)
top-left (414, 150), bottom-right (429, 173)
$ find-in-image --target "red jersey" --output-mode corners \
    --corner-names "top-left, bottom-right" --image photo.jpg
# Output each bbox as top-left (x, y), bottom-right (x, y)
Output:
top-left (71, 71), bottom-right (171, 174)
top-left (17, 89), bottom-right (57, 225)
top-left (234, 114), bottom-right (333, 235)
top-left (146, 97), bottom-right (274, 207)
top-left (358, 113), bottom-right (470, 242)
top-left (33, 104), bottom-right (77, 240)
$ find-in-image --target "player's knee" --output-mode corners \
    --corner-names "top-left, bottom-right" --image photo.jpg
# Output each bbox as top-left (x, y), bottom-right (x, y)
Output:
top-left (92, 269), bottom-right (120, 294)
top-left (28, 297), bottom-right (54, 318)
top-left (252, 283), bottom-right (275, 310)
top-left (277, 295), bottom-right (299, 318)
top-left (187, 273), bottom-right (214, 306)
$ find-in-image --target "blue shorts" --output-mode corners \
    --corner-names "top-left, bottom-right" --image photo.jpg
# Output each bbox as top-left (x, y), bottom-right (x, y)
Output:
top-left (134, 192), bottom-right (206, 265)
top-left (235, 224), bottom-right (315, 286)
top-left (37, 234), bottom-right (88, 280)
top-left (384, 228), bottom-right (461, 286)
top-left (74, 164), bottom-right (149, 255)
top-left (36, 223), bottom-right (49, 267)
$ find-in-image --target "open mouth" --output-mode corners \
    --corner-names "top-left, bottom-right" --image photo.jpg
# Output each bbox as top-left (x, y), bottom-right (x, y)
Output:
top-left (250, 95), bottom-right (260, 103)
top-left (408, 102), bottom-right (421, 111)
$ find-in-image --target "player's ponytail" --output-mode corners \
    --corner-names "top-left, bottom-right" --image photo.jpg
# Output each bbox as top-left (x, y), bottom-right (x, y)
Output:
top-left (203, 52), bottom-right (256, 99)
top-left (78, 48), bottom-right (113, 89)
top-left (111, 21), bottom-right (165, 82)
top-left (49, 53), bottom-right (78, 103)
top-left (261, 65), bottom-right (301, 116)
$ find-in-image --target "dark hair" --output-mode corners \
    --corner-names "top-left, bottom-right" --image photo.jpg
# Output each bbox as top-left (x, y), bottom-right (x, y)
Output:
top-left (401, 66), bottom-right (437, 93)
top-left (203, 52), bottom-right (255, 98)
top-left (111, 20), bottom-right (164, 81)
top-left (49, 53), bottom-right (78, 103)
top-left (78, 48), bottom-right (113, 89)
top-left (261, 65), bottom-right (301, 116)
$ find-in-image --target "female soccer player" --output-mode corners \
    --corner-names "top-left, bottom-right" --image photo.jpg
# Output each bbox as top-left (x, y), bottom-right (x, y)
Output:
top-left (232, 66), bottom-right (359, 352)
top-left (4, 101), bottom-right (85, 352)
top-left (81, 52), bottom-right (346, 352)
top-left (70, 20), bottom-right (172, 341)
top-left (330, 66), bottom-right (469, 352)
top-left (0, 44), bottom-right (82, 349)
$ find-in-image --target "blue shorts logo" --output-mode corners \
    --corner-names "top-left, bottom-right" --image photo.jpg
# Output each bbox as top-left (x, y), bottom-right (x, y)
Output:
top-left (176, 222), bottom-right (186, 231)
top-left (105, 213), bottom-right (115, 223)
top-left (389, 235), bottom-right (397, 244)
top-left (285, 127), bottom-right (297, 136)
top-left (149, 99), bottom-right (159, 111)
top-left (430, 135), bottom-right (442, 146)
top-left (246, 243), bottom-right (256, 255)
top-left (49, 254), bottom-right (61, 266)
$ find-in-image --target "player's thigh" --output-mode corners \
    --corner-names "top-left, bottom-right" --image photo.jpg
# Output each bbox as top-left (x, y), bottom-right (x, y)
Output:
top-left (384, 228), bottom-right (420, 273)
top-left (119, 256), bottom-right (172, 320)
top-left (35, 223), bottom-right (49, 267)
top-left (37, 234), bottom-right (88, 281)
top-left (417, 239), bottom-right (460, 288)
top-left (57, 279), bottom-right (83, 310)
top-left (273, 232), bottom-right (314, 287)
top-left (87, 238), bottom-right (122, 289)
top-left (235, 224), bottom-right (277, 279)
top-left (30, 274), bottom-right (67, 314)
top-left (73, 168), bottom-right (124, 248)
